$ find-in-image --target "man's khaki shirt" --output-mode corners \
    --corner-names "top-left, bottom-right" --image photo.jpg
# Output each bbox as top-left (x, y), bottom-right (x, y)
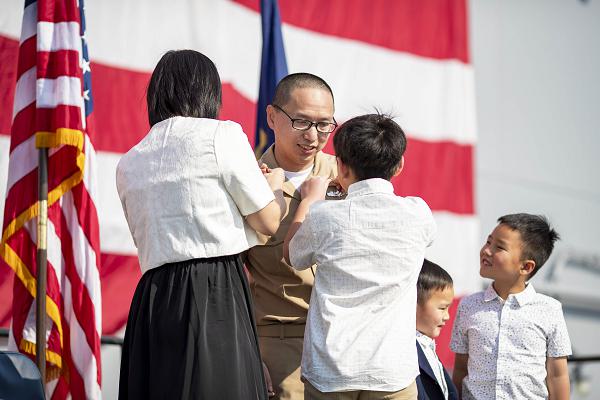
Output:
top-left (247, 145), bottom-right (337, 326)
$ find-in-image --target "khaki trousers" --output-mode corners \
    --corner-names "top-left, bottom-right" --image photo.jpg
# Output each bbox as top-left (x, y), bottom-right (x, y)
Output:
top-left (259, 336), bottom-right (305, 400)
top-left (304, 380), bottom-right (417, 400)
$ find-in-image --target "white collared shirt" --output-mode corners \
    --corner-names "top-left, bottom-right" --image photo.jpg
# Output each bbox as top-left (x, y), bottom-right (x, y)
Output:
top-left (289, 178), bottom-right (436, 392)
top-left (116, 117), bottom-right (274, 272)
top-left (450, 283), bottom-right (572, 400)
top-left (416, 331), bottom-right (449, 400)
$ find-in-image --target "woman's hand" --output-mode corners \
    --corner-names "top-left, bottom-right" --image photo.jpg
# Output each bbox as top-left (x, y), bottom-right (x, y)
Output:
top-left (258, 162), bottom-right (271, 174)
top-left (264, 167), bottom-right (285, 191)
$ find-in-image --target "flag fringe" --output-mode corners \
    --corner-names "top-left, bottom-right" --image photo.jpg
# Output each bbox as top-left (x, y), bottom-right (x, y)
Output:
top-left (35, 129), bottom-right (85, 150)
top-left (20, 338), bottom-right (63, 374)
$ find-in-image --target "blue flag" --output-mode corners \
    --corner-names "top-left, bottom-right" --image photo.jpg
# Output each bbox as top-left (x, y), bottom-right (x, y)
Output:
top-left (254, 0), bottom-right (288, 158)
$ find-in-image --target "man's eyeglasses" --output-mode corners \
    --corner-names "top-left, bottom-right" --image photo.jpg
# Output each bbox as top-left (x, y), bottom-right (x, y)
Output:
top-left (273, 104), bottom-right (337, 135)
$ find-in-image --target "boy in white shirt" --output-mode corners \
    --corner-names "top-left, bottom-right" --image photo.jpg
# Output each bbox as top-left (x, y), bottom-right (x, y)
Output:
top-left (451, 213), bottom-right (571, 400)
top-left (283, 113), bottom-right (436, 400)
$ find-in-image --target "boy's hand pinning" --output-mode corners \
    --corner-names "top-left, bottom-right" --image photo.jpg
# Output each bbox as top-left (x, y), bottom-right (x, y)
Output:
top-left (300, 176), bottom-right (330, 202)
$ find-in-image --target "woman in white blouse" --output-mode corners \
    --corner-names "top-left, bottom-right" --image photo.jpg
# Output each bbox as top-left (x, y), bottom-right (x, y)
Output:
top-left (116, 50), bottom-right (284, 400)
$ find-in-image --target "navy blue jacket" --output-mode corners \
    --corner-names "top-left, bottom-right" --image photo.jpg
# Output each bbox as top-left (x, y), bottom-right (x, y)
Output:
top-left (415, 341), bottom-right (458, 400)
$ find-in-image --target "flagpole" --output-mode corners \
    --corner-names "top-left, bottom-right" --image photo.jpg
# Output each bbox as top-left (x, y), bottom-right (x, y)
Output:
top-left (36, 147), bottom-right (48, 380)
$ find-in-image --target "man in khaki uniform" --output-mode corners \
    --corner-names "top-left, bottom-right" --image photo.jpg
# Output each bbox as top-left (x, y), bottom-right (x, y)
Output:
top-left (247, 73), bottom-right (338, 399)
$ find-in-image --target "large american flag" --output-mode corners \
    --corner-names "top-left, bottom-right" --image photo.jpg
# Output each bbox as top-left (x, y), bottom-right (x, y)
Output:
top-left (0, 0), bottom-right (102, 398)
top-left (0, 0), bottom-right (478, 372)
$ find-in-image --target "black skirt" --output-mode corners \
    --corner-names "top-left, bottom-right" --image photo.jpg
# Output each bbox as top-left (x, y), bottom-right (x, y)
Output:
top-left (118, 255), bottom-right (267, 400)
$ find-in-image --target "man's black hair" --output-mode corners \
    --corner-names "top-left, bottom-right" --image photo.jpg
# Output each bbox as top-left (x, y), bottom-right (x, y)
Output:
top-left (272, 72), bottom-right (334, 108)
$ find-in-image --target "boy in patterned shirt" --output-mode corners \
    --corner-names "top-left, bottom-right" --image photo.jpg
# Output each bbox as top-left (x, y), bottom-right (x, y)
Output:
top-left (450, 213), bottom-right (571, 400)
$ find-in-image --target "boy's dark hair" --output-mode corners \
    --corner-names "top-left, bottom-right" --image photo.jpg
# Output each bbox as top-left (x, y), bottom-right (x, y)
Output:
top-left (417, 259), bottom-right (454, 305)
top-left (498, 213), bottom-right (560, 278)
top-left (333, 113), bottom-right (406, 181)
top-left (272, 72), bottom-right (334, 108)
top-left (147, 50), bottom-right (222, 126)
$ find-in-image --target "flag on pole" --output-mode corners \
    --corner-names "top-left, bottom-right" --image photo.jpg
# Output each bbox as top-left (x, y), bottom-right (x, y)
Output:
top-left (0, 0), bottom-right (102, 398)
top-left (254, 0), bottom-right (288, 157)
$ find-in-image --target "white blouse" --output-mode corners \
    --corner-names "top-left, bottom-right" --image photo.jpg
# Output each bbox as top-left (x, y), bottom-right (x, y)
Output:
top-left (116, 117), bottom-right (275, 273)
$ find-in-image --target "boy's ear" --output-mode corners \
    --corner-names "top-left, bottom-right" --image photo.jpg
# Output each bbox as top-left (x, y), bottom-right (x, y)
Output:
top-left (336, 157), bottom-right (350, 178)
top-left (520, 259), bottom-right (536, 276)
top-left (393, 156), bottom-right (405, 177)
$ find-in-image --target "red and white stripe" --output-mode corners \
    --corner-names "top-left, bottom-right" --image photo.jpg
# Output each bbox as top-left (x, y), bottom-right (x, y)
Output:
top-left (1, 0), bottom-right (479, 369)
top-left (0, 0), bottom-right (102, 398)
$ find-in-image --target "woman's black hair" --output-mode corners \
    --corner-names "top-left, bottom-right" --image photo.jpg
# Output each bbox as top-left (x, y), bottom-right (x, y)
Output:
top-left (147, 50), bottom-right (222, 126)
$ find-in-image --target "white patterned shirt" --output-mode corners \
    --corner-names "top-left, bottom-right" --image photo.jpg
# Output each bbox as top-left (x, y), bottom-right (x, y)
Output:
top-left (450, 283), bottom-right (572, 400)
top-left (289, 178), bottom-right (436, 392)
top-left (416, 331), bottom-right (449, 400)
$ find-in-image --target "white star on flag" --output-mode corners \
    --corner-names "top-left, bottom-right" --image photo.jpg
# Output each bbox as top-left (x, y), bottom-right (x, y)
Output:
top-left (82, 59), bottom-right (91, 73)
